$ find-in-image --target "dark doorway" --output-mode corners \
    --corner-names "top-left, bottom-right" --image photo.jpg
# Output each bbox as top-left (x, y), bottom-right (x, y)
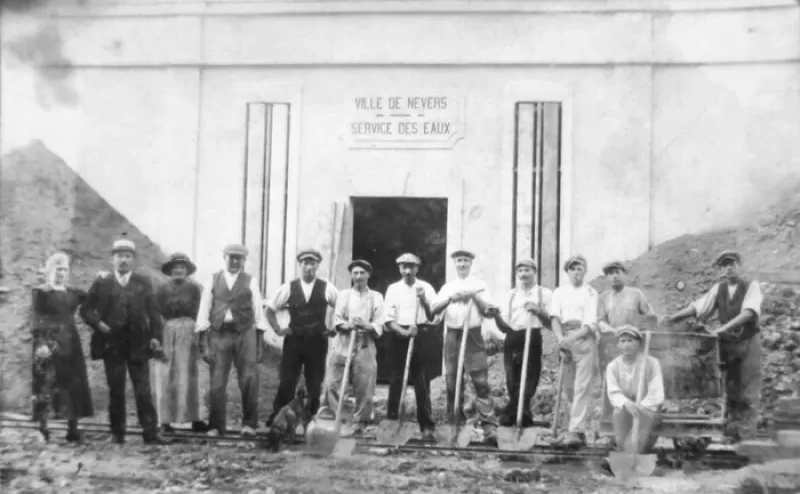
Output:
top-left (351, 197), bottom-right (448, 385)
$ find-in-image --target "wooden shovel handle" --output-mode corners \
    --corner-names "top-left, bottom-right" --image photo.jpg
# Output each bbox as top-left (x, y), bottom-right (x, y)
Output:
top-left (515, 323), bottom-right (533, 428)
top-left (631, 332), bottom-right (652, 455)
top-left (452, 301), bottom-right (473, 424)
top-left (398, 294), bottom-right (419, 416)
top-left (334, 329), bottom-right (359, 424)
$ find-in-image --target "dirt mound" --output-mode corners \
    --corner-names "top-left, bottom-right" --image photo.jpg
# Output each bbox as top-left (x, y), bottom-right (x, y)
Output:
top-left (588, 184), bottom-right (800, 426)
top-left (0, 141), bottom-right (171, 411)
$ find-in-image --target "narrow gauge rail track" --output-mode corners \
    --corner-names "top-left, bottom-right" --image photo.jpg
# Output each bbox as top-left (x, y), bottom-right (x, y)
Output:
top-left (0, 417), bottom-right (751, 469)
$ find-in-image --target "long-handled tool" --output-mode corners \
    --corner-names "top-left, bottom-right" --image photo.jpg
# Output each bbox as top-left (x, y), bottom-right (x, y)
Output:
top-left (377, 294), bottom-right (420, 446)
top-left (497, 320), bottom-right (538, 450)
top-left (305, 329), bottom-right (358, 457)
top-left (608, 331), bottom-right (657, 481)
top-left (550, 354), bottom-right (565, 443)
top-left (435, 301), bottom-right (475, 447)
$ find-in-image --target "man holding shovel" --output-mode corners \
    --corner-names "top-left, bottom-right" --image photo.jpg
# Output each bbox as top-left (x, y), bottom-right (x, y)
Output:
top-left (265, 248), bottom-right (339, 427)
top-left (431, 250), bottom-right (500, 446)
top-left (596, 260), bottom-right (658, 448)
top-left (492, 258), bottom-right (552, 428)
top-left (384, 253), bottom-right (438, 441)
top-left (549, 255), bottom-right (599, 448)
top-left (665, 250), bottom-right (763, 443)
top-left (316, 260), bottom-right (385, 437)
top-left (606, 325), bottom-right (664, 453)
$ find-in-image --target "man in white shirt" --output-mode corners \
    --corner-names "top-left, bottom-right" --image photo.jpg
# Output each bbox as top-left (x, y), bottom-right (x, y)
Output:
top-left (549, 255), bottom-right (599, 448)
top-left (492, 258), bottom-right (552, 427)
top-left (384, 253), bottom-right (438, 441)
top-left (317, 260), bottom-right (385, 436)
top-left (264, 248), bottom-right (338, 428)
top-left (195, 244), bottom-right (268, 437)
top-left (431, 249), bottom-right (500, 445)
top-left (606, 325), bottom-right (664, 453)
top-left (665, 250), bottom-right (763, 442)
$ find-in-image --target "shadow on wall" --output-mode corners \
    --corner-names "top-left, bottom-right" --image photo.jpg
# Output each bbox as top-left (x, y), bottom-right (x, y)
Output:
top-left (0, 140), bottom-right (169, 410)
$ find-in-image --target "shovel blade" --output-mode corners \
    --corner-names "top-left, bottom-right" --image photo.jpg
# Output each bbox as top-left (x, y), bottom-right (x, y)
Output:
top-left (376, 420), bottom-right (418, 446)
top-left (497, 426), bottom-right (539, 451)
top-left (608, 452), bottom-right (657, 481)
top-left (305, 418), bottom-right (341, 457)
top-left (434, 423), bottom-right (475, 447)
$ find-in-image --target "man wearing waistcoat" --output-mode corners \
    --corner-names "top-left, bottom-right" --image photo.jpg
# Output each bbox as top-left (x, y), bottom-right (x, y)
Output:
top-left (79, 236), bottom-right (168, 445)
top-left (666, 250), bottom-right (763, 443)
top-left (196, 244), bottom-right (268, 437)
top-left (265, 248), bottom-right (338, 427)
top-left (317, 259), bottom-right (385, 437)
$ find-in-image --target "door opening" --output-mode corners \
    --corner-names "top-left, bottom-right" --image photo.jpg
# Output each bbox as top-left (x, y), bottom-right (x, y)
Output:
top-left (351, 197), bottom-right (448, 385)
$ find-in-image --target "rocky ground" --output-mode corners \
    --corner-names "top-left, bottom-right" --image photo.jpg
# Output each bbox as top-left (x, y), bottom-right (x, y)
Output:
top-left (1, 141), bottom-right (799, 492)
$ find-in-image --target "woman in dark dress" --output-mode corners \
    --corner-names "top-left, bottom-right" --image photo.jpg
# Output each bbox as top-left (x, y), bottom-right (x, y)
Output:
top-left (155, 252), bottom-right (206, 432)
top-left (31, 252), bottom-right (94, 442)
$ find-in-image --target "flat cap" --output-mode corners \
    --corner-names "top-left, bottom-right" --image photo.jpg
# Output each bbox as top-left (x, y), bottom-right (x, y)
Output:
top-left (450, 249), bottom-right (476, 260)
top-left (396, 253), bottom-right (421, 265)
top-left (713, 250), bottom-right (741, 267)
top-left (602, 260), bottom-right (627, 275)
top-left (515, 258), bottom-right (538, 270)
top-left (297, 248), bottom-right (323, 263)
top-left (223, 244), bottom-right (249, 257)
top-left (348, 259), bottom-right (373, 273)
top-left (112, 234), bottom-right (136, 255)
top-left (615, 324), bottom-right (642, 340)
top-left (563, 255), bottom-right (587, 272)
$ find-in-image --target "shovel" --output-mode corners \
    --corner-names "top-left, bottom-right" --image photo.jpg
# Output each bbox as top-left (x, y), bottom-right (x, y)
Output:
top-left (305, 329), bottom-right (358, 457)
top-left (608, 332), bottom-right (657, 481)
top-left (376, 297), bottom-right (420, 446)
top-left (550, 353), bottom-right (565, 443)
top-left (497, 321), bottom-right (538, 451)
top-left (435, 301), bottom-right (475, 447)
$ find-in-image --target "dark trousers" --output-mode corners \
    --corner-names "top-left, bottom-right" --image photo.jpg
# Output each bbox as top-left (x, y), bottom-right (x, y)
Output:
top-left (721, 333), bottom-right (762, 440)
top-left (502, 330), bottom-right (543, 419)
top-left (208, 324), bottom-right (259, 433)
top-left (387, 330), bottom-right (435, 430)
top-left (270, 332), bottom-right (329, 422)
top-left (103, 353), bottom-right (157, 439)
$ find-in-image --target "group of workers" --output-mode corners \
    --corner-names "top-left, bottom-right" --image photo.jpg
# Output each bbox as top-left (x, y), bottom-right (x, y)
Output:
top-left (30, 234), bottom-right (763, 452)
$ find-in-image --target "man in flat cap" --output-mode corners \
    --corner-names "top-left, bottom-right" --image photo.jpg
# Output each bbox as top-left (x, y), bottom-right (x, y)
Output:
top-left (265, 248), bottom-right (338, 427)
top-left (195, 244), bottom-right (268, 437)
top-left (384, 253), bottom-right (439, 441)
top-left (596, 260), bottom-right (657, 447)
top-left (431, 250), bottom-right (500, 445)
top-left (317, 259), bottom-right (385, 436)
top-left (492, 258), bottom-right (552, 427)
top-left (665, 250), bottom-right (763, 443)
top-left (79, 235), bottom-right (167, 445)
top-left (548, 255), bottom-right (599, 448)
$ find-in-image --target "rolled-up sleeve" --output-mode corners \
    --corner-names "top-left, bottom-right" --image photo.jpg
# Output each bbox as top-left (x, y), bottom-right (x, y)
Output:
top-left (691, 283), bottom-right (719, 320)
top-left (195, 276), bottom-right (214, 333)
top-left (384, 285), bottom-right (400, 324)
top-left (326, 282), bottom-right (339, 307)
top-left (585, 289), bottom-right (600, 339)
top-left (549, 289), bottom-right (563, 322)
top-left (334, 290), bottom-right (349, 327)
top-left (370, 293), bottom-right (386, 336)
top-left (641, 358), bottom-right (666, 411)
top-left (266, 283), bottom-right (291, 313)
top-left (742, 281), bottom-right (763, 319)
top-left (250, 278), bottom-right (268, 331)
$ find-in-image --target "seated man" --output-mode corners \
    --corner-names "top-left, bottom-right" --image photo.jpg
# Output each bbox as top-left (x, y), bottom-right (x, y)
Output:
top-left (605, 325), bottom-right (664, 453)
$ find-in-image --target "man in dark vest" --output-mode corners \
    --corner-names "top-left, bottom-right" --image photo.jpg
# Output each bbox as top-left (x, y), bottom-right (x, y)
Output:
top-left (666, 250), bottom-right (763, 443)
top-left (264, 248), bottom-right (338, 426)
top-left (79, 236), bottom-right (168, 445)
top-left (196, 244), bottom-right (268, 437)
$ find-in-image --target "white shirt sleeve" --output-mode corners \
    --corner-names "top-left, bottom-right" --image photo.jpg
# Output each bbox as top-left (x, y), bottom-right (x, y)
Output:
top-left (370, 293), bottom-right (386, 336)
top-left (691, 283), bottom-right (720, 320)
top-left (195, 276), bottom-right (214, 333)
top-left (326, 282), bottom-right (339, 308)
top-left (606, 359), bottom-right (632, 409)
top-left (334, 289), bottom-right (349, 328)
top-left (266, 283), bottom-right (292, 313)
top-left (549, 288), bottom-right (563, 322)
top-left (742, 281), bottom-right (763, 318)
top-left (250, 277), bottom-right (268, 331)
top-left (384, 284), bottom-right (400, 324)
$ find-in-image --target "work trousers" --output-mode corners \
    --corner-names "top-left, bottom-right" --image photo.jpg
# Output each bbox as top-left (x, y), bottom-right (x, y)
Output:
top-left (321, 339), bottom-right (377, 423)
top-left (560, 326), bottom-right (598, 434)
top-left (386, 329), bottom-right (435, 431)
top-left (612, 407), bottom-right (662, 453)
top-left (444, 327), bottom-right (496, 426)
top-left (720, 333), bottom-right (762, 440)
top-left (208, 323), bottom-right (259, 433)
top-left (502, 329), bottom-right (543, 420)
top-left (103, 352), bottom-right (157, 439)
top-left (269, 332), bottom-right (328, 423)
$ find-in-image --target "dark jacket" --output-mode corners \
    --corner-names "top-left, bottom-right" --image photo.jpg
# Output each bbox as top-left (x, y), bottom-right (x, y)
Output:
top-left (79, 271), bottom-right (163, 361)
